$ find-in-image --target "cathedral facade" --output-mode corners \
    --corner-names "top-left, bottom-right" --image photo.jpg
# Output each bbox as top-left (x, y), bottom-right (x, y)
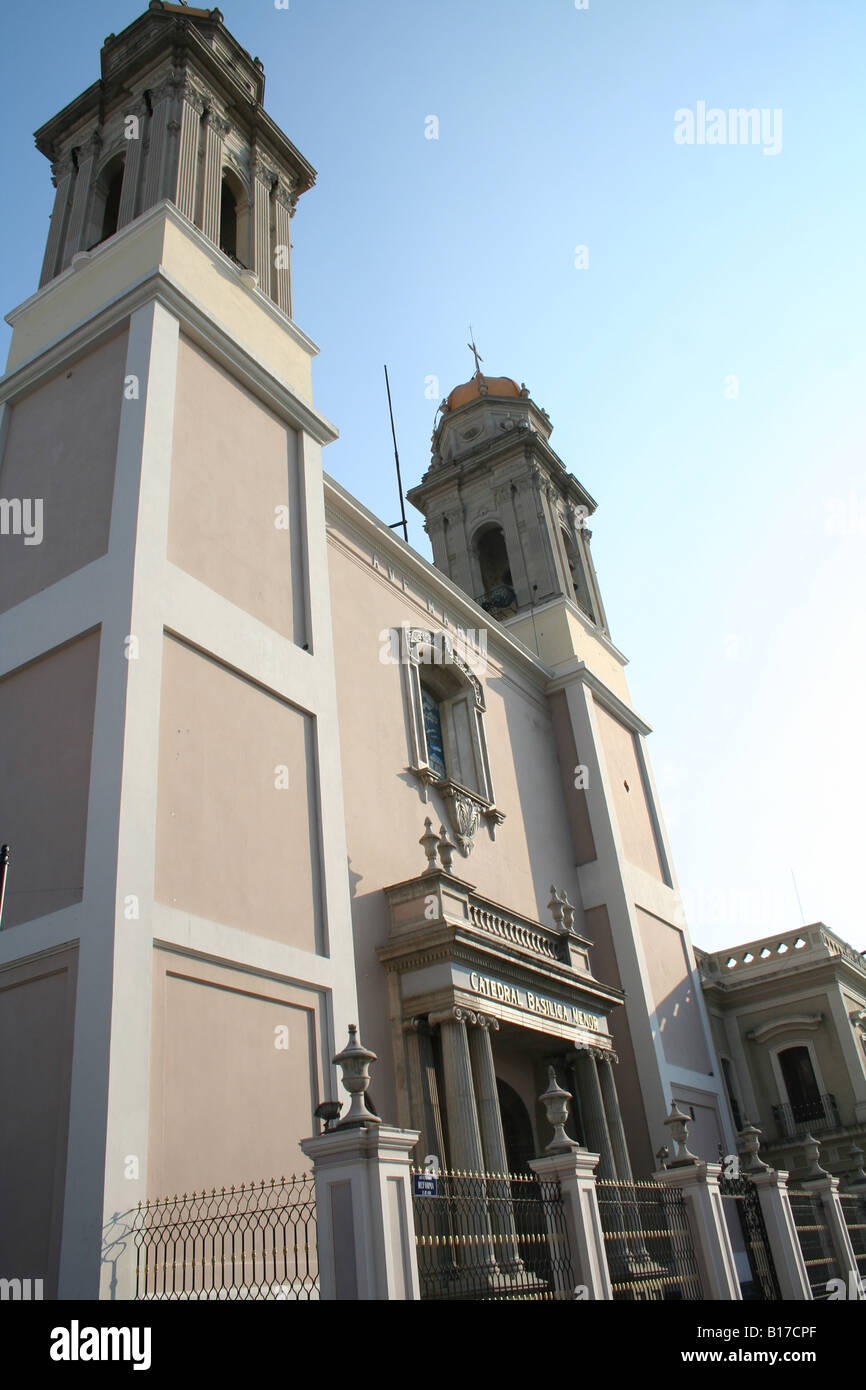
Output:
top-left (0, 2), bottom-right (733, 1298)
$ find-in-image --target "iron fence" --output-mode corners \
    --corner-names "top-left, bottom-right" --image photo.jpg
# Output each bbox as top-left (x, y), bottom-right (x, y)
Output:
top-left (839, 1192), bottom-right (866, 1278)
top-left (788, 1189), bottom-right (839, 1299)
top-left (412, 1169), bottom-right (576, 1300)
top-left (596, 1178), bottom-right (703, 1301)
top-left (718, 1171), bottom-right (781, 1300)
top-left (133, 1175), bottom-right (318, 1300)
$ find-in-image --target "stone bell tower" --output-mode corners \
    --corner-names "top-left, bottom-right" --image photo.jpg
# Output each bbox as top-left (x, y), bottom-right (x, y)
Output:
top-left (407, 368), bottom-right (608, 630)
top-left (0, 2), bottom-right (358, 1299)
top-left (36, 0), bottom-right (312, 309)
top-left (409, 364), bottom-right (735, 1175)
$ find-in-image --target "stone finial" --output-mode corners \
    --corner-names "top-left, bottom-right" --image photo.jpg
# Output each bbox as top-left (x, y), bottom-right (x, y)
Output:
top-left (539, 1066), bottom-right (578, 1153)
top-left (796, 1132), bottom-right (827, 1181)
top-left (845, 1143), bottom-right (866, 1189)
top-left (437, 825), bottom-right (456, 873)
top-left (547, 886), bottom-right (564, 930)
top-left (737, 1120), bottom-right (770, 1174)
top-left (333, 1024), bottom-right (379, 1128)
top-left (420, 817), bottom-right (438, 874)
top-left (664, 1101), bottom-right (700, 1166)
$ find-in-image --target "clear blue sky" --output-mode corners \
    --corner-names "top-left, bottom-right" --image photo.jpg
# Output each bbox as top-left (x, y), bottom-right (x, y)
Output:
top-left (2, 1), bottom-right (864, 953)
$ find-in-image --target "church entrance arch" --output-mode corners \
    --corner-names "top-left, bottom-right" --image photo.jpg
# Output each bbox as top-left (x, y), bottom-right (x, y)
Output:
top-left (496, 1078), bottom-right (535, 1175)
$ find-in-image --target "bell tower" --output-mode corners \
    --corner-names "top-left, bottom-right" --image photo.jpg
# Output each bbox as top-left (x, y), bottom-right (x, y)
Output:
top-left (35, 0), bottom-right (313, 311)
top-left (407, 368), bottom-right (608, 632)
top-left (0, 2), bottom-right (358, 1299)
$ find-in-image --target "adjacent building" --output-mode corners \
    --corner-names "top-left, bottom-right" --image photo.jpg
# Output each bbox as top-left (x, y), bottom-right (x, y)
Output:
top-left (699, 925), bottom-right (866, 1182)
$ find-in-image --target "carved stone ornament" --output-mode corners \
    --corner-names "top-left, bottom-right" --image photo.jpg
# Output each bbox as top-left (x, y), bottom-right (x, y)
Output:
top-left (442, 785), bottom-right (481, 855)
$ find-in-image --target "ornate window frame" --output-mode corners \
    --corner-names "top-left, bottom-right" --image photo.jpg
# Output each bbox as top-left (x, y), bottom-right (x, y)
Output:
top-left (399, 626), bottom-right (504, 854)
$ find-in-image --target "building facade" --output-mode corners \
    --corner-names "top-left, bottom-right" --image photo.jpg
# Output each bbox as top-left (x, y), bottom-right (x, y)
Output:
top-left (699, 925), bottom-right (866, 1183)
top-left (0, 2), bottom-right (733, 1299)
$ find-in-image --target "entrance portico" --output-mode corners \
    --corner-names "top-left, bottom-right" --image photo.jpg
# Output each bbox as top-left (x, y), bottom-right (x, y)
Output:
top-left (379, 858), bottom-right (635, 1181)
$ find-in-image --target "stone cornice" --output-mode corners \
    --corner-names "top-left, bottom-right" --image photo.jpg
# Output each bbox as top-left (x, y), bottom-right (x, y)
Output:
top-left (34, 15), bottom-right (316, 196)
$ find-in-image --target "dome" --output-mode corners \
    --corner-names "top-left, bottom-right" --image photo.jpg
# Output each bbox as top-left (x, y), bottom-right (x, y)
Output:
top-left (446, 372), bottom-right (523, 412)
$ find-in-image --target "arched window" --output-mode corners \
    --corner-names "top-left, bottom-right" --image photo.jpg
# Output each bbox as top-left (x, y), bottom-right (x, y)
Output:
top-left (778, 1046), bottom-right (822, 1124)
top-left (475, 524), bottom-right (516, 618)
top-left (561, 527), bottom-right (595, 622)
top-left (219, 170), bottom-right (249, 266)
top-left (101, 162), bottom-right (124, 242)
top-left (420, 684), bottom-right (447, 779)
top-left (87, 153), bottom-right (126, 250)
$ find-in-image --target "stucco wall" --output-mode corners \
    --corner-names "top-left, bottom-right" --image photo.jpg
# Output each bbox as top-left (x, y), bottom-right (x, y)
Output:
top-left (594, 699), bottom-right (666, 882)
top-left (635, 907), bottom-right (711, 1072)
top-left (0, 332), bottom-right (126, 613)
top-left (0, 944), bottom-right (78, 1298)
top-left (154, 634), bottom-right (322, 950)
top-left (168, 336), bottom-right (306, 644)
top-left (147, 949), bottom-right (325, 1195)
top-left (0, 630), bottom-right (100, 929)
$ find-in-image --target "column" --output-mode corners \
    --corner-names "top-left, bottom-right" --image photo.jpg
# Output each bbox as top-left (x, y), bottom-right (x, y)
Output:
top-left (597, 1054), bottom-right (634, 1182)
top-left (117, 101), bottom-right (146, 229)
top-left (141, 81), bottom-right (173, 209)
top-left (431, 1006), bottom-right (484, 1172)
top-left (252, 151), bottom-right (274, 294)
top-left (571, 1049), bottom-right (616, 1180)
top-left (430, 1006), bottom-right (498, 1280)
top-left (468, 1015), bottom-right (522, 1272)
top-left (39, 155), bottom-right (75, 286)
top-left (272, 180), bottom-right (294, 314)
top-left (200, 108), bottom-right (229, 244)
top-left (65, 129), bottom-right (101, 258)
top-left (174, 78), bottom-right (204, 223)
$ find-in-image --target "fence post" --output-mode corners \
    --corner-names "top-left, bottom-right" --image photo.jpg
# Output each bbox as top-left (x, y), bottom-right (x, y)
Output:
top-left (527, 1066), bottom-right (612, 1300)
top-left (798, 1176), bottom-right (866, 1301)
top-left (737, 1120), bottom-right (811, 1300)
top-left (654, 1104), bottom-right (741, 1300)
top-left (746, 1170), bottom-right (813, 1299)
top-left (300, 1025), bottom-right (421, 1300)
top-left (791, 1132), bottom-right (865, 1300)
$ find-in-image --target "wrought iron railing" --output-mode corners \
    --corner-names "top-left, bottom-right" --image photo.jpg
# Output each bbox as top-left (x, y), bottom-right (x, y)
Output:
top-left (772, 1094), bottom-right (840, 1139)
top-left (596, 1178), bottom-right (703, 1301)
top-left (839, 1192), bottom-right (866, 1277)
top-left (133, 1175), bottom-right (318, 1300)
top-left (788, 1189), bottom-right (839, 1298)
top-left (478, 585), bottom-right (518, 619)
top-left (411, 1168), bottom-right (575, 1300)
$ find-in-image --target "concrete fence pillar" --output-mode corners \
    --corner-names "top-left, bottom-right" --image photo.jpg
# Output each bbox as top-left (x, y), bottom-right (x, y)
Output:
top-left (654, 1160), bottom-right (742, 1300)
top-left (799, 1175), bottom-right (866, 1301)
top-left (300, 1123), bottom-right (420, 1301)
top-left (529, 1149), bottom-right (612, 1300)
top-left (747, 1169), bottom-right (812, 1299)
top-left (300, 1024), bottom-right (421, 1300)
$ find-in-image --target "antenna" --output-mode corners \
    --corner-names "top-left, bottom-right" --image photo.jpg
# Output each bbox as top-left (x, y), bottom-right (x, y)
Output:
top-left (790, 868), bottom-right (806, 925)
top-left (383, 365), bottom-right (408, 544)
top-left (0, 845), bottom-right (10, 930)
